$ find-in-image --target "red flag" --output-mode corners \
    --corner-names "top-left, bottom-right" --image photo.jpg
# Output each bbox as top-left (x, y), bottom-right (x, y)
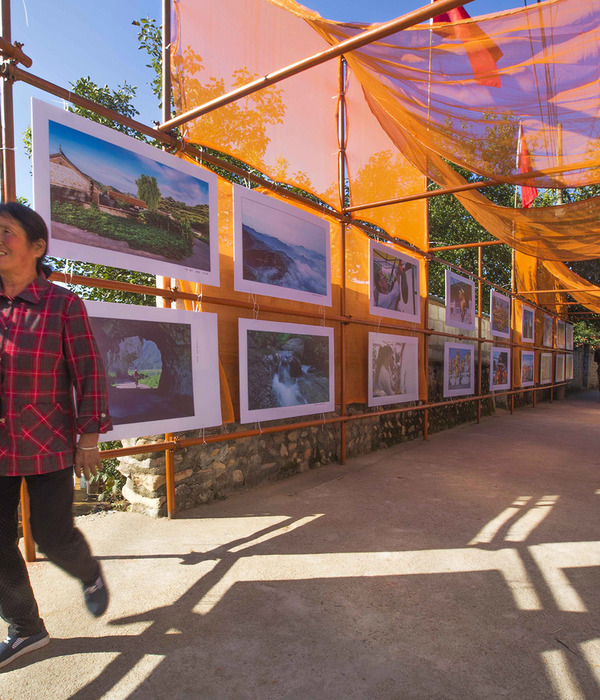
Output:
top-left (518, 124), bottom-right (538, 208)
top-left (432, 1), bottom-right (503, 88)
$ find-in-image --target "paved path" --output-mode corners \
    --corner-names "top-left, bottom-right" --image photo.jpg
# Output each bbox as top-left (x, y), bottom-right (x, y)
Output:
top-left (3, 392), bottom-right (600, 699)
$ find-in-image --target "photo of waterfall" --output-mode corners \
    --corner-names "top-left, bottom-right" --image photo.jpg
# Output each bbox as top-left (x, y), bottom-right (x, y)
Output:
top-left (368, 333), bottom-right (419, 407)
top-left (86, 301), bottom-right (222, 440)
top-left (234, 184), bottom-right (331, 305)
top-left (445, 270), bottom-right (475, 332)
top-left (369, 240), bottom-right (421, 323)
top-left (238, 319), bottom-right (335, 423)
top-left (444, 342), bottom-right (475, 398)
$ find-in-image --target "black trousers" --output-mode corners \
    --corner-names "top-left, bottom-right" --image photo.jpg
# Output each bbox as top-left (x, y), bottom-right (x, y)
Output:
top-left (0, 468), bottom-right (100, 637)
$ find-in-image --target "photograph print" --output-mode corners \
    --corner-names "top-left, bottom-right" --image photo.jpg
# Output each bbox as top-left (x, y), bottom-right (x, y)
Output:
top-left (565, 353), bottom-right (574, 381)
top-left (556, 319), bottom-right (566, 349)
top-left (520, 350), bottom-right (535, 387)
top-left (368, 333), bottom-right (419, 407)
top-left (566, 323), bottom-right (574, 351)
top-left (233, 185), bottom-right (331, 306)
top-left (444, 342), bottom-right (475, 398)
top-left (490, 346), bottom-right (511, 391)
top-left (540, 353), bottom-right (553, 385)
top-left (555, 353), bottom-right (565, 382)
top-left (542, 314), bottom-right (553, 347)
top-left (490, 290), bottom-right (511, 339)
top-left (32, 99), bottom-right (219, 285)
top-left (445, 270), bottom-right (475, 331)
top-left (239, 319), bottom-right (334, 423)
top-left (521, 304), bottom-right (535, 343)
top-left (369, 240), bottom-right (421, 323)
top-left (86, 302), bottom-right (222, 441)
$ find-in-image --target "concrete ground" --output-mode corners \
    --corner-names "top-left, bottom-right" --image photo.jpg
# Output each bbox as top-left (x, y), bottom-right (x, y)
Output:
top-left (2, 391), bottom-right (600, 699)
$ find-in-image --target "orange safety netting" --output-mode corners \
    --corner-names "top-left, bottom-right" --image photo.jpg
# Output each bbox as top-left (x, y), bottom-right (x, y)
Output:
top-left (171, 0), bottom-right (600, 313)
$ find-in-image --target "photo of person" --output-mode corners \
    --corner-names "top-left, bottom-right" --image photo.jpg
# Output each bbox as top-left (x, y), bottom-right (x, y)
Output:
top-left (369, 241), bottom-right (421, 323)
top-left (490, 290), bottom-right (511, 339)
top-left (490, 347), bottom-right (511, 391)
top-left (444, 343), bottom-right (475, 398)
top-left (521, 351), bottom-right (535, 387)
top-left (522, 305), bottom-right (535, 343)
top-left (368, 333), bottom-right (419, 407)
top-left (445, 270), bottom-right (475, 331)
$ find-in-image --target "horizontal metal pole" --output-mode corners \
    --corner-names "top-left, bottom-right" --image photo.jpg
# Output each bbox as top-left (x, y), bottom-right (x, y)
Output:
top-left (97, 382), bottom-right (567, 462)
top-left (0, 36), bottom-right (31, 67)
top-left (158, 0), bottom-right (475, 131)
top-left (430, 240), bottom-right (505, 252)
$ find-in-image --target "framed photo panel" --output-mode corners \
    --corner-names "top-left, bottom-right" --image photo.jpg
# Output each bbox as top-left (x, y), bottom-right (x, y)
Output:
top-left (490, 346), bottom-right (511, 391)
top-left (444, 343), bottom-right (475, 398)
top-left (369, 240), bottom-right (421, 323)
top-left (490, 290), bottom-right (511, 339)
top-left (566, 324), bottom-right (574, 351)
top-left (520, 351), bottom-right (535, 387)
top-left (556, 320), bottom-right (566, 349)
top-left (239, 319), bottom-right (334, 423)
top-left (445, 270), bottom-right (475, 331)
top-left (542, 314), bottom-right (553, 347)
top-left (32, 99), bottom-right (219, 285)
top-left (555, 353), bottom-right (565, 382)
top-left (540, 353), bottom-right (553, 385)
top-left (86, 302), bottom-right (222, 441)
top-left (368, 333), bottom-right (419, 407)
top-left (233, 184), bottom-right (331, 306)
top-left (521, 304), bottom-right (535, 343)
top-left (565, 354), bottom-right (574, 381)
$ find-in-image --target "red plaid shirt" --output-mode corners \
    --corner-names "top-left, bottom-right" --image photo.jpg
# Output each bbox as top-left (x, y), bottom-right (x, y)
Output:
top-left (0, 274), bottom-right (112, 476)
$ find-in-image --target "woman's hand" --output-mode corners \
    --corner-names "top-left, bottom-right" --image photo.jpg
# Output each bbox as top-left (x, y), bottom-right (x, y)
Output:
top-left (75, 433), bottom-right (102, 481)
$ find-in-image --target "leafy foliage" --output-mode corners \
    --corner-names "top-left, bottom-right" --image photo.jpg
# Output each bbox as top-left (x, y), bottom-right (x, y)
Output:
top-left (51, 201), bottom-right (193, 260)
top-left (136, 173), bottom-right (161, 210)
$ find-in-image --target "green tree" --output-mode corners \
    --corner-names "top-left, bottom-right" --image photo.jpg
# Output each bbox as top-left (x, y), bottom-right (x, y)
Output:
top-left (135, 173), bottom-right (161, 210)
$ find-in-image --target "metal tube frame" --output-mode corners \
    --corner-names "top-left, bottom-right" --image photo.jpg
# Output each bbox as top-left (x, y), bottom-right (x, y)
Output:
top-left (0, 0), bottom-right (590, 544)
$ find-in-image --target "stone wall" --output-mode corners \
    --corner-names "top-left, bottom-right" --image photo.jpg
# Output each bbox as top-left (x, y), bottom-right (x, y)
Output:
top-left (116, 298), bottom-right (561, 516)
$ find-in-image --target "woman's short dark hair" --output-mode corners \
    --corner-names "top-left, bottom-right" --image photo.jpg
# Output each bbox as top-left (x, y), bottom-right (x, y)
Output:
top-left (0, 201), bottom-right (52, 276)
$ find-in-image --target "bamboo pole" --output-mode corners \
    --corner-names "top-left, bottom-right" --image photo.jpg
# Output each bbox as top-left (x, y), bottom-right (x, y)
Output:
top-left (430, 240), bottom-right (504, 252)
top-left (0, 35), bottom-right (31, 66)
top-left (158, 0), bottom-right (477, 132)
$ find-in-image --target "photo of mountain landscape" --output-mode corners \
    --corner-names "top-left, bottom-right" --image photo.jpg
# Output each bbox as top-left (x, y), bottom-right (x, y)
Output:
top-left (234, 185), bottom-right (331, 305)
top-left (33, 99), bottom-right (219, 284)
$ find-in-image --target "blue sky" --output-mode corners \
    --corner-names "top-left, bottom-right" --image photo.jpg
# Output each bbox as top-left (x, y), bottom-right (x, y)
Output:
top-left (12, 0), bottom-right (525, 202)
top-left (49, 120), bottom-right (209, 206)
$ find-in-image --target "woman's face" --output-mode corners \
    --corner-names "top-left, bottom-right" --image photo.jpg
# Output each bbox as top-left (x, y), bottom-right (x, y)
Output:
top-left (0, 215), bottom-right (45, 278)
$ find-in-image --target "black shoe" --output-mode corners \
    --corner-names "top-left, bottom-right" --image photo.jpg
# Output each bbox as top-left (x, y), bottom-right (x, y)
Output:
top-left (0, 632), bottom-right (50, 669)
top-left (83, 572), bottom-right (109, 617)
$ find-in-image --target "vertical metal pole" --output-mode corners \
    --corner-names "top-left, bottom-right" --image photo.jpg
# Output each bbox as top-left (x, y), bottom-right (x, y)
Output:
top-left (162, 0), bottom-right (172, 126)
top-left (477, 245), bottom-right (482, 423)
top-left (165, 438), bottom-right (176, 518)
top-left (20, 480), bottom-right (36, 562)
top-left (338, 57), bottom-right (348, 465)
top-left (3, 0), bottom-right (35, 561)
top-left (0, 0), bottom-right (15, 202)
top-left (423, 256), bottom-right (429, 440)
top-left (510, 248), bottom-right (515, 415)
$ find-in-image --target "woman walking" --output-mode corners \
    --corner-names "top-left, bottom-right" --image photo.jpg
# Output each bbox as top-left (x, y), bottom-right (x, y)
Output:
top-left (0, 202), bottom-right (112, 670)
